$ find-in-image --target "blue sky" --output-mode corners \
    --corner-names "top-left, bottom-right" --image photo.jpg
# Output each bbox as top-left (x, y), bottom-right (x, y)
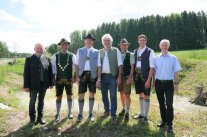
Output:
top-left (0, 0), bottom-right (207, 53)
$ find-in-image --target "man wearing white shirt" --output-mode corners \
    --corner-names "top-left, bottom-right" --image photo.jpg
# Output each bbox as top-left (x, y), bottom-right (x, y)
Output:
top-left (133, 34), bottom-right (155, 124)
top-left (99, 34), bottom-right (122, 122)
top-left (75, 34), bottom-right (101, 122)
top-left (51, 38), bottom-right (76, 122)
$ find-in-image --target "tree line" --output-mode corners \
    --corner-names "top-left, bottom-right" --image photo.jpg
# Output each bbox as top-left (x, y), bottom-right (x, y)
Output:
top-left (1, 10), bottom-right (207, 57)
top-left (0, 41), bottom-right (31, 58)
top-left (47, 10), bottom-right (207, 55)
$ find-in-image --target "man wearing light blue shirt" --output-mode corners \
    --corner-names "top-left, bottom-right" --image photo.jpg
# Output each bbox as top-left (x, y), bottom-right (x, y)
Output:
top-left (154, 39), bottom-right (182, 133)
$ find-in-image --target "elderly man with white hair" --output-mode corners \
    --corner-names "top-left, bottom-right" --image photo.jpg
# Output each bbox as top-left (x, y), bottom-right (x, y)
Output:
top-left (154, 39), bottom-right (182, 133)
top-left (23, 43), bottom-right (53, 125)
top-left (99, 34), bottom-right (122, 122)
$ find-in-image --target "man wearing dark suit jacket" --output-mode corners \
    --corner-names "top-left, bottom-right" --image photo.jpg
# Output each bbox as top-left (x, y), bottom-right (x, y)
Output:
top-left (23, 43), bottom-right (53, 125)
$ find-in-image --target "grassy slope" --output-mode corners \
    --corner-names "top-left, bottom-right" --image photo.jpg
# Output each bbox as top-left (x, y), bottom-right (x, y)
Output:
top-left (170, 49), bottom-right (207, 96)
top-left (0, 50), bottom-right (207, 137)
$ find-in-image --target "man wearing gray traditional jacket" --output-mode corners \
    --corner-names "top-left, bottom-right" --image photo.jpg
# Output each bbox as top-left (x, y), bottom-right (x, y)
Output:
top-left (99, 34), bottom-right (122, 122)
top-left (75, 34), bottom-right (101, 122)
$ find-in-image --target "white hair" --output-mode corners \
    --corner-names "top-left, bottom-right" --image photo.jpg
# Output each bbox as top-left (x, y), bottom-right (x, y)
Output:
top-left (159, 39), bottom-right (170, 48)
top-left (35, 43), bottom-right (44, 48)
top-left (101, 34), bottom-right (113, 45)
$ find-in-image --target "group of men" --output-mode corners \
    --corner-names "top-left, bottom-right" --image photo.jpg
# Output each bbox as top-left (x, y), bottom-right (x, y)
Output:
top-left (23, 33), bottom-right (181, 133)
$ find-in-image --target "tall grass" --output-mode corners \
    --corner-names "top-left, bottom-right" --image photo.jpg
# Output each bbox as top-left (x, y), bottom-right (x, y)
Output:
top-left (0, 68), bottom-right (6, 85)
top-left (0, 58), bottom-right (24, 85)
top-left (171, 49), bottom-right (207, 60)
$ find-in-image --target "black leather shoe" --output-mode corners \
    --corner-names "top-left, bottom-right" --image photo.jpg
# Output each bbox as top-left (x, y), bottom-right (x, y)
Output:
top-left (157, 121), bottom-right (166, 127)
top-left (88, 114), bottom-right (95, 122)
top-left (118, 109), bottom-right (125, 117)
top-left (37, 119), bottom-right (46, 125)
top-left (55, 114), bottom-right (60, 122)
top-left (133, 114), bottom-right (144, 120)
top-left (167, 126), bottom-right (173, 133)
top-left (142, 117), bottom-right (148, 124)
top-left (125, 113), bottom-right (129, 121)
top-left (77, 114), bottom-right (83, 122)
top-left (29, 120), bottom-right (35, 125)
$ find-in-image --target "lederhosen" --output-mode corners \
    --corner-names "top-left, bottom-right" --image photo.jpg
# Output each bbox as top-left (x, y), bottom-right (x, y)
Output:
top-left (79, 55), bottom-right (97, 94)
top-left (134, 47), bottom-right (151, 95)
top-left (55, 52), bottom-right (73, 96)
top-left (118, 51), bottom-right (131, 94)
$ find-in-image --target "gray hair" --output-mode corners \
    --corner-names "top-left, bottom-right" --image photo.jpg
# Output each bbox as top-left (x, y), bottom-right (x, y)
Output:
top-left (159, 39), bottom-right (170, 48)
top-left (101, 34), bottom-right (113, 45)
top-left (35, 43), bottom-right (44, 48)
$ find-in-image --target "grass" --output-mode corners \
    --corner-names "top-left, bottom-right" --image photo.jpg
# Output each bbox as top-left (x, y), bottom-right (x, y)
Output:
top-left (0, 58), bottom-right (24, 108)
top-left (169, 49), bottom-right (207, 96)
top-left (0, 58), bottom-right (24, 85)
top-left (2, 90), bottom-right (206, 137)
top-left (0, 68), bottom-right (6, 85)
top-left (171, 49), bottom-right (207, 60)
top-left (0, 50), bottom-right (207, 136)
top-left (0, 86), bottom-right (22, 108)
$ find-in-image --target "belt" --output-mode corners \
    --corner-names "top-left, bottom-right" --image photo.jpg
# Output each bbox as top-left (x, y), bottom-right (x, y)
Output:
top-left (156, 79), bottom-right (173, 83)
top-left (83, 71), bottom-right (91, 73)
top-left (135, 67), bottom-right (142, 74)
top-left (102, 73), bottom-right (112, 76)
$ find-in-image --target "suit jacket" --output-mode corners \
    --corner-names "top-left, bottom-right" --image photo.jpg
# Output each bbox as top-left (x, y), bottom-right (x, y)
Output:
top-left (23, 54), bottom-right (53, 90)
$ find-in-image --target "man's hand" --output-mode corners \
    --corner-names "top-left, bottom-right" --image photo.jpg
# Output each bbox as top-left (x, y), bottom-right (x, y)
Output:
top-left (117, 77), bottom-right (121, 86)
top-left (76, 77), bottom-right (80, 85)
top-left (145, 80), bottom-right (151, 89)
top-left (152, 80), bottom-right (155, 88)
top-left (126, 77), bottom-right (131, 85)
top-left (24, 88), bottom-right (30, 92)
top-left (72, 77), bottom-right (76, 83)
top-left (174, 84), bottom-right (178, 94)
top-left (96, 80), bottom-right (100, 88)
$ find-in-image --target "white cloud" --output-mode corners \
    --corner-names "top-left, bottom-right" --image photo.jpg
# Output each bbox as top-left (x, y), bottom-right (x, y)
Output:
top-left (0, 10), bottom-right (31, 29)
top-left (1, 0), bottom-right (207, 53)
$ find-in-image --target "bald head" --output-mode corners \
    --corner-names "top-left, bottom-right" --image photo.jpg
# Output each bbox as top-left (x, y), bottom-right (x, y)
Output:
top-left (34, 43), bottom-right (44, 54)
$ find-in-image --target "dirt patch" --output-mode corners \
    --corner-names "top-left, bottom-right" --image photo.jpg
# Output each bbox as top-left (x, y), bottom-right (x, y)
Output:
top-left (174, 95), bottom-right (207, 112)
top-left (0, 86), bottom-right (9, 96)
top-left (5, 111), bottom-right (28, 133)
top-left (16, 90), bottom-right (104, 112)
top-left (4, 72), bottom-right (23, 87)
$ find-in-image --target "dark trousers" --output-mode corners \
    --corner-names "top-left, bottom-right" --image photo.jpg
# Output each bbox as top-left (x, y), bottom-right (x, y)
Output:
top-left (29, 88), bottom-right (47, 121)
top-left (155, 79), bottom-right (174, 126)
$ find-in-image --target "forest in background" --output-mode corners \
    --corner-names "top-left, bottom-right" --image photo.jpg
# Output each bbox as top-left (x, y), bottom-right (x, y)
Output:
top-left (1, 10), bottom-right (207, 57)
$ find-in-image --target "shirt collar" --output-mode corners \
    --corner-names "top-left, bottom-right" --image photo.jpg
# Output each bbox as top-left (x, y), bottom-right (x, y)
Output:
top-left (122, 50), bottom-right (129, 54)
top-left (159, 52), bottom-right (171, 57)
top-left (138, 45), bottom-right (146, 50)
top-left (84, 46), bottom-right (93, 50)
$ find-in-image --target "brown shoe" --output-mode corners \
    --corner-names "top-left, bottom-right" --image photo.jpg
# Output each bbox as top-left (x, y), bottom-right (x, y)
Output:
top-left (110, 116), bottom-right (117, 124)
top-left (101, 112), bottom-right (110, 118)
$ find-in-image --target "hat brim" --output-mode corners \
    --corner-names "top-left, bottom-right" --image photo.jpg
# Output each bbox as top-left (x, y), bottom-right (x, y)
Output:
top-left (119, 42), bottom-right (130, 46)
top-left (84, 37), bottom-right (96, 41)
top-left (58, 42), bottom-right (70, 45)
